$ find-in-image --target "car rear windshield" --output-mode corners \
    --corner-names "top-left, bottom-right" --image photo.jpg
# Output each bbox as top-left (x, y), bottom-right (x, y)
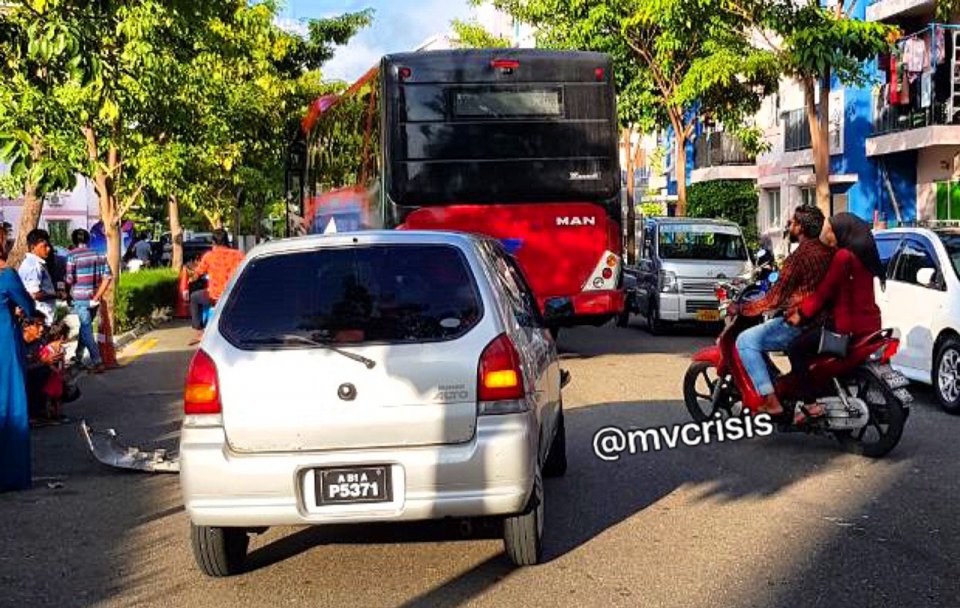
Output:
top-left (219, 244), bottom-right (483, 348)
top-left (657, 225), bottom-right (747, 261)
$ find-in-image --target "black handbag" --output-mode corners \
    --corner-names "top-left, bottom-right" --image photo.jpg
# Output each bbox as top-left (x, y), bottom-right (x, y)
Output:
top-left (817, 328), bottom-right (850, 357)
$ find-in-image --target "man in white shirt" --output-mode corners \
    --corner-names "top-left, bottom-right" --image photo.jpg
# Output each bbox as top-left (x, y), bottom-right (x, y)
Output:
top-left (18, 229), bottom-right (60, 324)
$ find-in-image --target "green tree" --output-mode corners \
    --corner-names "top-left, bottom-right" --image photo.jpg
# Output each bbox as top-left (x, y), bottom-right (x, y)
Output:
top-left (728, 1), bottom-right (892, 213)
top-left (0, 2), bottom-right (85, 266)
top-left (686, 180), bottom-right (759, 250)
top-left (451, 19), bottom-right (512, 48)
top-left (488, 0), bottom-right (779, 215)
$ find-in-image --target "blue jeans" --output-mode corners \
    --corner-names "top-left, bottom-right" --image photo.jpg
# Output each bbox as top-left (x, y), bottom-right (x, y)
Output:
top-left (735, 317), bottom-right (802, 396)
top-left (73, 300), bottom-right (102, 366)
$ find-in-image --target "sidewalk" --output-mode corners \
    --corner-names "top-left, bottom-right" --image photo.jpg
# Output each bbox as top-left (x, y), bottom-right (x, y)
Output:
top-left (0, 321), bottom-right (197, 608)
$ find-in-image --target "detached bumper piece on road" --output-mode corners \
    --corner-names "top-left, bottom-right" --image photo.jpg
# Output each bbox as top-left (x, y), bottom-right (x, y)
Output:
top-left (80, 420), bottom-right (179, 473)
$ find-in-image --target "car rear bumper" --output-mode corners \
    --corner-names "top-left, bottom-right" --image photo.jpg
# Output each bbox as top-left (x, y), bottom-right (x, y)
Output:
top-left (659, 294), bottom-right (720, 322)
top-left (179, 413), bottom-right (536, 527)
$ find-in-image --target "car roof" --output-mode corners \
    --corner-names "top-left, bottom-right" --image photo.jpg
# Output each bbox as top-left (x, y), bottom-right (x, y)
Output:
top-left (245, 230), bottom-right (487, 258)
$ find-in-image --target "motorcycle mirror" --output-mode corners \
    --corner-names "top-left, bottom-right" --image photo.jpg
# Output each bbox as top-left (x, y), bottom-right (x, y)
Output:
top-left (768, 271), bottom-right (780, 284)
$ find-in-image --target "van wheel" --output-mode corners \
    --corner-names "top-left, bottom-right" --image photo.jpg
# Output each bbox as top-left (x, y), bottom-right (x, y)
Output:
top-left (647, 302), bottom-right (669, 335)
top-left (191, 524), bottom-right (249, 577)
top-left (936, 336), bottom-right (960, 414)
top-left (543, 408), bottom-right (567, 477)
top-left (503, 470), bottom-right (544, 566)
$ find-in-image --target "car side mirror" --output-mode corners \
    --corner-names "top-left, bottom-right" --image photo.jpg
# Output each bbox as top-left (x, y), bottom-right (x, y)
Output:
top-left (543, 296), bottom-right (575, 323)
top-left (916, 267), bottom-right (936, 287)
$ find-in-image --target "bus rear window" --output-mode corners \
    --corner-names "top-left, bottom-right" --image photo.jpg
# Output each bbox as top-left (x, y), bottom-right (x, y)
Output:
top-left (452, 88), bottom-right (563, 118)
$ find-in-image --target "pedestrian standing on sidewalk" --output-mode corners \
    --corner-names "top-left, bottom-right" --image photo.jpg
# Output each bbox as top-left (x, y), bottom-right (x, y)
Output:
top-left (0, 224), bottom-right (37, 492)
top-left (18, 229), bottom-right (61, 324)
top-left (188, 229), bottom-right (244, 345)
top-left (65, 229), bottom-right (112, 373)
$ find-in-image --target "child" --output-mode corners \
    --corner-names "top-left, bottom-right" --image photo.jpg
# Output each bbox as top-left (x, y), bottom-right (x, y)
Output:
top-left (38, 321), bottom-right (70, 422)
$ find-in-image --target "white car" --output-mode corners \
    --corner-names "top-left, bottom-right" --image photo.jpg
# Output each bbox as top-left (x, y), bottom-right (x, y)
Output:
top-left (179, 230), bottom-right (567, 576)
top-left (875, 227), bottom-right (960, 412)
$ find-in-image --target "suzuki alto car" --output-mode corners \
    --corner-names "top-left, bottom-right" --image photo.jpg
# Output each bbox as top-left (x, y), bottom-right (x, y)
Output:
top-left (179, 231), bottom-right (567, 576)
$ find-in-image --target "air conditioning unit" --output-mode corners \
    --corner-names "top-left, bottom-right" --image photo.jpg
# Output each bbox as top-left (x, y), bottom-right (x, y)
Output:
top-left (47, 193), bottom-right (63, 207)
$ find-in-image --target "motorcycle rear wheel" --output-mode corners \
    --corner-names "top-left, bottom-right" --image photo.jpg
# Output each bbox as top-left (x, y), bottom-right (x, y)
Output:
top-left (683, 361), bottom-right (728, 423)
top-left (835, 368), bottom-right (907, 459)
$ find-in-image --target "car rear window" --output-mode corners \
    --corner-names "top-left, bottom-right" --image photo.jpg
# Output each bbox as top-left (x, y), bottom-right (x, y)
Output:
top-left (219, 244), bottom-right (483, 348)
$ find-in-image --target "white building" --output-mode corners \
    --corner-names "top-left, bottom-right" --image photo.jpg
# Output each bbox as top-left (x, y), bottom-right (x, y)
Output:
top-left (0, 168), bottom-right (100, 248)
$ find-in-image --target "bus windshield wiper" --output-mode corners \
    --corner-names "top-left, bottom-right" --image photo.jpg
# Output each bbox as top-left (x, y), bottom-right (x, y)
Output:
top-left (249, 334), bottom-right (376, 369)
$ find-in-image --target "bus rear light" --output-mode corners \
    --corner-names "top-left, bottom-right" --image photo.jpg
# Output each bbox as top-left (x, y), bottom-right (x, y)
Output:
top-left (595, 67), bottom-right (605, 81)
top-left (399, 67), bottom-right (412, 80)
top-left (491, 59), bottom-right (520, 71)
top-left (478, 333), bottom-right (525, 404)
top-left (184, 349), bottom-right (221, 415)
top-left (606, 254), bottom-right (617, 267)
top-left (583, 250), bottom-right (621, 292)
top-left (602, 268), bottom-right (613, 280)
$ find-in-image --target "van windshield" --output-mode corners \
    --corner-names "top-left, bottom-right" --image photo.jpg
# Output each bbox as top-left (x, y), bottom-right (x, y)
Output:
top-left (658, 225), bottom-right (747, 261)
top-left (219, 244), bottom-right (483, 348)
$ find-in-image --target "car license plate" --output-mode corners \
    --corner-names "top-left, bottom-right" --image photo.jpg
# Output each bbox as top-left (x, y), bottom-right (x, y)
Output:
top-left (696, 309), bottom-right (721, 322)
top-left (316, 466), bottom-right (392, 505)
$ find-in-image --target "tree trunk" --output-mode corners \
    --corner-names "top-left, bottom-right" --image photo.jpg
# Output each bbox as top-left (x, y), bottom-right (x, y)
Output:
top-left (7, 181), bottom-right (42, 269)
top-left (674, 131), bottom-right (688, 216)
top-left (83, 124), bottom-right (121, 319)
top-left (622, 128), bottom-right (637, 263)
top-left (804, 75), bottom-right (832, 215)
top-left (233, 188), bottom-right (244, 250)
top-left (168, 194), bottom-right (184, 271)
top-left (253, 199), bottom-right (264, 243)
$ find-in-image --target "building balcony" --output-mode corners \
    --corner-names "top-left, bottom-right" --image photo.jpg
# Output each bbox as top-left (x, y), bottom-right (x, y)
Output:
top-left (867, 102), bottom-right (960, 156)
top-left (690, 132), bottom-right (757, 184)
top-left (866, 0), bottom-right (936, 23)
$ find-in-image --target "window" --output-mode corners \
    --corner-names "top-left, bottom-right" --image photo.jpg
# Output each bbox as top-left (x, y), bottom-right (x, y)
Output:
top-left (800, 187), bottom-right (816, 207)
top-left (220, 245), bottom-right (483, 348)
top-left (452, 88), bottom-right (563, 118)
top-left (875, 236), bottom-right (902, 277)
top-left (657, 225), bottom-right (748, 261)
top-left (891, 239), bottom-right (940, 288)
top-left (486, 242), bottom-right (542, 328)
top-left (765, 190), bottom-right (782, 229)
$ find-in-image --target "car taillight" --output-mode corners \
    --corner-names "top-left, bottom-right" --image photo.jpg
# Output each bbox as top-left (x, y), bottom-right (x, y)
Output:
top-left (184, 349), bottom-right (221, 415)
top-left (478, 334), bottom-right (525, 407)
top-left (715, 287), bottom-right (728, 301)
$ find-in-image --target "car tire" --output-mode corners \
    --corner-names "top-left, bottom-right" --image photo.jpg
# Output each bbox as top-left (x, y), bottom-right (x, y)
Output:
top-left (190, 524), bottom-right (250, 577)
top-left (935, 336), bottom-right (960, 414)
top-left (543, 408), bottom-right (567, 477)
top-left (503, 469), bottom-right (544, 566)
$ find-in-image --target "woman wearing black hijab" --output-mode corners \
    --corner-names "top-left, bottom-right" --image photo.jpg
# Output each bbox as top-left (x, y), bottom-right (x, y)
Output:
top-left (786, 212), bottom-right (884, 421)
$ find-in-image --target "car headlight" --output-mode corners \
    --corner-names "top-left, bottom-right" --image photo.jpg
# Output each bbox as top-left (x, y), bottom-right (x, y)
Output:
top-left (659, 270), bottom-right (678, 293)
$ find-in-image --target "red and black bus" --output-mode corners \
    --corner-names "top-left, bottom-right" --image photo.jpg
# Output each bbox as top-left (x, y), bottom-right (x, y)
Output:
top-left (287, 49), bottom-right (624, 325)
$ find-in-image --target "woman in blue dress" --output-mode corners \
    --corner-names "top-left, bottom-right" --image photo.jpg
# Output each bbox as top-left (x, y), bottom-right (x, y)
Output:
top-left (1, 225), bottom-right (36, 491)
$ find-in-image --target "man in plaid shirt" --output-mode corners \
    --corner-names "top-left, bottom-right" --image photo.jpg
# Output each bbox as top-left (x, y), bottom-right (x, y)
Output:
top-left (66, 229), bottom-right (113, 372)
top-left (731, 205), bottom-right (834, 417)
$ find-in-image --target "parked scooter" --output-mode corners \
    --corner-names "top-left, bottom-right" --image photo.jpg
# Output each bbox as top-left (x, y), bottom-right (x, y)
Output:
top-left (683, 269), bottom-right (911, 459)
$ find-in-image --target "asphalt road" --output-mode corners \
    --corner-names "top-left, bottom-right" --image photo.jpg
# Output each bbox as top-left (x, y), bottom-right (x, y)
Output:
top-left (2, 319), bottom-right (958, 608)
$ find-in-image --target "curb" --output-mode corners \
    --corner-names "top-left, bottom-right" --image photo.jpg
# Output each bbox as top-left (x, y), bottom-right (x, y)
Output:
top-left (114, 308), bottom-right (173, 352)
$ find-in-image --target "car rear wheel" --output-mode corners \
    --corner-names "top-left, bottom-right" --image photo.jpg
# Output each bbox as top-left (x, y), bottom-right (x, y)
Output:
top-left (935, 337), bottom-right (960, 414)
top-left (191, 524), bottom-right (249, 577)
top-left (543, 408), bottom-right (567, 477)
top-left (503, 469), bottom-right (544, 566)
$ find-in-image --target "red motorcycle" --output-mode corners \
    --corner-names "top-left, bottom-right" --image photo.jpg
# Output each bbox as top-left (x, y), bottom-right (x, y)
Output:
top-left (683, 277), bottom-right (911, 458)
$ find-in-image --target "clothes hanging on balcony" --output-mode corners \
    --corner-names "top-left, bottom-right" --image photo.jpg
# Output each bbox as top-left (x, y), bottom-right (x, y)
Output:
top-left (889, 55), bottom-right (900, 104)
top-left (904, 37), bottom-right (925, 74)
top-left (936, 26), bottom-right (946, 65)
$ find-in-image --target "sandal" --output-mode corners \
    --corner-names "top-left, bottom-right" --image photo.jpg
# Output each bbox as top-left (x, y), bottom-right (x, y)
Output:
top-left (794, 403), bottom-right (826, 426)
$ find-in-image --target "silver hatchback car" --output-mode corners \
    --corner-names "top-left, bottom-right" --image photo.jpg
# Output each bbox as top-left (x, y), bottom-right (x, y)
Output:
top-left (180, 231), bottom-right (567, 576)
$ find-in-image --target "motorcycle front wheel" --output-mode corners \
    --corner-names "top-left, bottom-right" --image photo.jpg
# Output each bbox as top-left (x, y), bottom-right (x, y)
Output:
top-left (683, 361), bottom-right (729, 423)
top-left (835, 368), bottom-right (908, 459)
